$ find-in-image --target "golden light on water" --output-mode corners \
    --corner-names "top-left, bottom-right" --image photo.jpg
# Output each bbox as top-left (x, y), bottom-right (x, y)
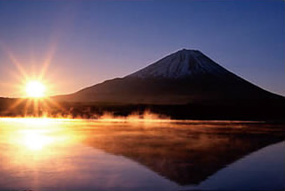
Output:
top-left (22, 130), bottom-right (54, 151)
top-left (1, 118), bottom-right (79, 153)
top-left (25, 80), bottom-right (46, 98)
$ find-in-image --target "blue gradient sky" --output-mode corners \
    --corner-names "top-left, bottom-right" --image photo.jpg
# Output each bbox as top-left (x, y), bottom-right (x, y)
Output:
top-left (0, 0), bottom-right (284, 97)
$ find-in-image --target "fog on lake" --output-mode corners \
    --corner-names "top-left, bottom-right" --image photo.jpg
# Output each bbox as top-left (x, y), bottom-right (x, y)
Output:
top-left (0, 118), bottom-right (284, 191)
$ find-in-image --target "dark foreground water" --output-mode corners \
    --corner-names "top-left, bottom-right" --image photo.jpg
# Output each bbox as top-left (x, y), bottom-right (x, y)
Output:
top-left (0, 118), bottom-right (284, 191)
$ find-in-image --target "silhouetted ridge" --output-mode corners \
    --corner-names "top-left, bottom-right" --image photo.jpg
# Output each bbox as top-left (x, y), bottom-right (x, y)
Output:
top-left (53, 49), bottom-right (285, 120)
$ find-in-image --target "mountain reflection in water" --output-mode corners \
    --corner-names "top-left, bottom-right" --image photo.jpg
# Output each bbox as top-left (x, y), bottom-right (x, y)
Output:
top-left (83, 120), bottom-right (284, 185)
top-left (193, 141), bottom-right (285, 191)
top-left (0, 118), bottom-right (284, 191)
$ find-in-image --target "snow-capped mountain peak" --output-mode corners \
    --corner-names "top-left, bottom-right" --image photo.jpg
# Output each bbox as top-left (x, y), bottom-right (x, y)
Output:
top-left (128, 49), bottom-right (228, 79)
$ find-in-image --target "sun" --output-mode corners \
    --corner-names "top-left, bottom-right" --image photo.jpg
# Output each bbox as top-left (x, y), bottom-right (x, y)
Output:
top-left (26, 80), bottom-right (46, 98)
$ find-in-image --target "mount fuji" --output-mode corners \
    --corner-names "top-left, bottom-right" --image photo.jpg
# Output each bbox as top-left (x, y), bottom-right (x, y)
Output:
top-left (56, 49), bottom-right (284, 106)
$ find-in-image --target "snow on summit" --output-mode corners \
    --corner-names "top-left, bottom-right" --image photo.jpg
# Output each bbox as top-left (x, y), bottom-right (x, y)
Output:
top-left (128, 49), bottom-right (228, 79)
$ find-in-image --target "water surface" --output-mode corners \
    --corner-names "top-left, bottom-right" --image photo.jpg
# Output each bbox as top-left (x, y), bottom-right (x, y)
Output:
top-left (0, 118), bottom-right (284, 191)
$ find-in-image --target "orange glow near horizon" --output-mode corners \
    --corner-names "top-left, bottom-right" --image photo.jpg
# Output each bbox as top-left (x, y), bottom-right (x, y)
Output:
top-left (0, 44), bottom-right (68, 116)
top-left (0, 40), bottom-right (61, 98)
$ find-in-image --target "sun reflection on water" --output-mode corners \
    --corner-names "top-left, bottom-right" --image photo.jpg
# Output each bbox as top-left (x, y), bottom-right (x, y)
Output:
top-left (0, 117), bottom-right (81, 156)
top-left (22, 130), bottom-right (54, 151)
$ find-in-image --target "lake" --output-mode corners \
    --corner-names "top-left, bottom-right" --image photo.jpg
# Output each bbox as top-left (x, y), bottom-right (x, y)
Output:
top-left (0, 118), bottom-right (284, 191)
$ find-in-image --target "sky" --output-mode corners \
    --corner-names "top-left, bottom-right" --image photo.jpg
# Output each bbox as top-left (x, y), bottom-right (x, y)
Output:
top-left (0, 0), bottom-right (284, 97)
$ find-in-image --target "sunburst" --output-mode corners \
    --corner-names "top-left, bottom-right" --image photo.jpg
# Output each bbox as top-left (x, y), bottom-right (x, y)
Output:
top-left (0, 43), bottom-right (65, 117)
top-left (25, 80), bottom-right (46, 98)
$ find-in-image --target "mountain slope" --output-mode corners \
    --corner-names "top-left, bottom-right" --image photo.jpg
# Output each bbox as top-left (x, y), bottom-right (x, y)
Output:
top-left (128, 49), bottom-right (229, 78)
top-left (55, 49), bottom-right (284, 105)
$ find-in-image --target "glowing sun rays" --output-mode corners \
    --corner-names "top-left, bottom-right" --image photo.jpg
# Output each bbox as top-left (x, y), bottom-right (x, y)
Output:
top-left (0, 42), bottom-right (65, 117)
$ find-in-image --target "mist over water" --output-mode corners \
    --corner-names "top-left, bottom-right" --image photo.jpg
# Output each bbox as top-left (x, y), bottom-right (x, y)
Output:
top-left (0, 118), bottom-right (284, 191)
top-left (0, 1), bottom-right (284, 191)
